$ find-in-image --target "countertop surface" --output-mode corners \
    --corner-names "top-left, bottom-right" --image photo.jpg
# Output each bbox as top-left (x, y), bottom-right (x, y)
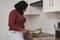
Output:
top-left (24, 33), bottom-right (60, 40)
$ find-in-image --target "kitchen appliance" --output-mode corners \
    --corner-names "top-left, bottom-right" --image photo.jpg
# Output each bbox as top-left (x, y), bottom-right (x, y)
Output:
top-left (54, 23), bottom-right (60, 38)
top-left (55, 30), bottom-right (60, 38)
top-left (58, 22), bottom-right (60, 28)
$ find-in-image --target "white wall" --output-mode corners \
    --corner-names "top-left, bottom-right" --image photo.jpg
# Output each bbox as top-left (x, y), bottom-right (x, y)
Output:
top-left (25, 7), bottom-right (60, 35)
top-left (0, 0), bottom-right (22, 40)
top-left (1, 0), bottom-right (60, 40)
top-left (0, 1), bottom-right (2, 40)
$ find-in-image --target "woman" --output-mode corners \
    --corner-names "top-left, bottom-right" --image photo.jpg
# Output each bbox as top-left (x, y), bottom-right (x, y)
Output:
top-left (8, 1), bottom-right (28, 40)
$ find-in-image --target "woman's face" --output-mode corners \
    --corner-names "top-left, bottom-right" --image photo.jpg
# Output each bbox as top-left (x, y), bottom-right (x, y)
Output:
top-left (23, 7), bottom-right (27, 13)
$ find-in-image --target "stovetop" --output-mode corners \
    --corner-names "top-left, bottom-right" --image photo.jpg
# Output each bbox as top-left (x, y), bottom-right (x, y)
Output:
top-left (38, 33), bottom-right (54, 37)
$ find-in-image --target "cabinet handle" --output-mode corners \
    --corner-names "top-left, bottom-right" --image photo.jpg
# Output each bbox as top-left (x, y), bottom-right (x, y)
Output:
top-left (52, 0), bottom-right (54, 7)
top-left (49, 0), bottom-right (54, 7)
top-left (49, 0), bottom-right (51, 7)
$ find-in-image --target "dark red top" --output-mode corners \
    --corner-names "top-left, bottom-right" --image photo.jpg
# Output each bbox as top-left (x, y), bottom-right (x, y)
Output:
top-left (8, 9), bottom-right (26, 31)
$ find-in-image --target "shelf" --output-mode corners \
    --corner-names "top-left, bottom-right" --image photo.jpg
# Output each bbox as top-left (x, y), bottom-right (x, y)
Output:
top-left (30, 0), bottom-right (43, 6)
top-left (24, 14), bottom-right (40, 16)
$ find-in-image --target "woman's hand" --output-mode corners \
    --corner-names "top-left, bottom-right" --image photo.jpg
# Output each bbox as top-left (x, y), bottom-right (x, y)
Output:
top-left (20, 29), bottom-right (29, 34)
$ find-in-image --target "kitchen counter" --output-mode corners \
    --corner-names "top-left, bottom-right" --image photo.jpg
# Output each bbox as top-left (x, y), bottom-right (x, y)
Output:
top-left (24, 33), bottom-right (60, 40)
top-left (31, 36), bottom-right (60, 40)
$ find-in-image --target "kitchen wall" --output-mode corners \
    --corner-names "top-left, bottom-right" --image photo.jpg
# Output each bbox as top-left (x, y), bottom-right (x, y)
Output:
top-left (1, 0), bottom-right (60, 40)
top-left (0, 1), bottom-right (2, 40)
top-left (25, 10), bottom-right (60, 35)
top-left (25, 7), bottom-right (60, 35)
top-left (0, 0), bottom-right (22, 40)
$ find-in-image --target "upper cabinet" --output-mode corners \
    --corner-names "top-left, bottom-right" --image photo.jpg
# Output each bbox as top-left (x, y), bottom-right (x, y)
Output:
top-left (30, 0), bottom-right (43, 6)
top-left (24, 0), bottom-right (43, 15)
top-left (43, 0), bottom-right (60, 12)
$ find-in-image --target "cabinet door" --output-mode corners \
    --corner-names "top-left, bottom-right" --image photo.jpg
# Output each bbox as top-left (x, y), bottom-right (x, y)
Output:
top-left (54, 0), bottom-right (60, 12)
top-left (43, 0), bottom-right (60, 12)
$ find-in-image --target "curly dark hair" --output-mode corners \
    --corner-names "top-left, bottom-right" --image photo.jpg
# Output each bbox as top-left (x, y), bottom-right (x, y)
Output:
top-left (14, 1), bottom-right (28, 15)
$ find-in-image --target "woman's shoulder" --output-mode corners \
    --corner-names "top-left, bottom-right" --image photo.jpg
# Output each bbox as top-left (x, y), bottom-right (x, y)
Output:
top-left (9, 9), bottom-right (18, 16)
top-left (10, 9), bottom-right (16, 13)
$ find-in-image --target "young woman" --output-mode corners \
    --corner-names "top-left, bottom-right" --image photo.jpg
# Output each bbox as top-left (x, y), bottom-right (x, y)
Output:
top-left (8, 1), bottom-right (28, 40)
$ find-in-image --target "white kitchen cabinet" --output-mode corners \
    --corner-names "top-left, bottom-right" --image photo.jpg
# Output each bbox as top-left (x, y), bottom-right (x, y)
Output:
top-left (24, 6), bottom-right (42, 15)
top-left (24, 0), bottom-right (42, 15)
top-left (43, 0), bottom-right (60, 12)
